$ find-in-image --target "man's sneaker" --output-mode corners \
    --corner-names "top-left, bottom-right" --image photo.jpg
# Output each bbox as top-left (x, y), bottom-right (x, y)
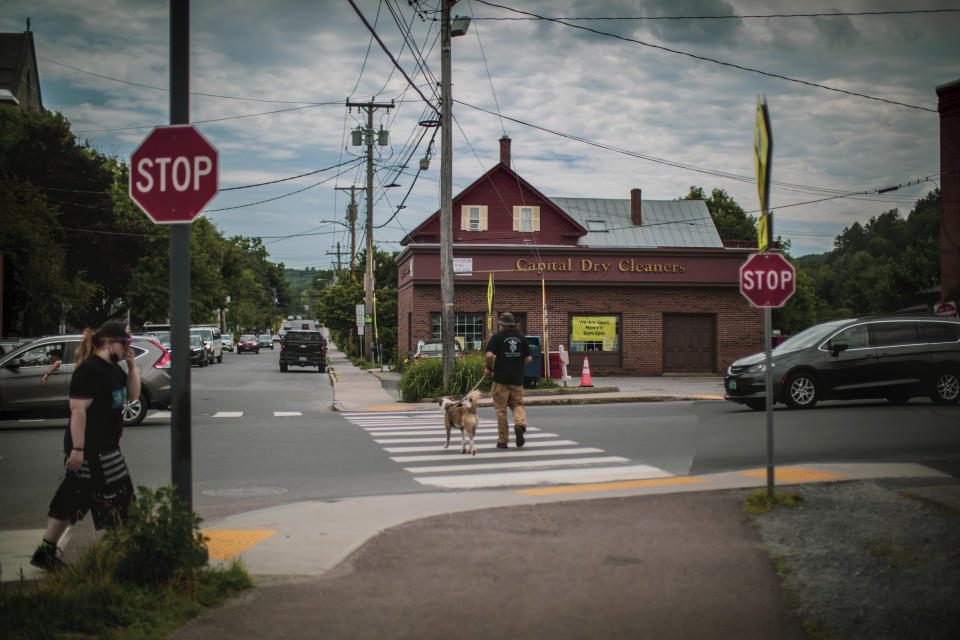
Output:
top-left (514, 424), bottom-right (526, 448)
top-left (30, 544), bottom-right (66, 572)
top-left (495, 442), bottom-right (508, 449)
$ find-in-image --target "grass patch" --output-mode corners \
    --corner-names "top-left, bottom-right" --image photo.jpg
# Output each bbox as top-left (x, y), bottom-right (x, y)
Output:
top-left (743, 489), bottom-right (806, 515)
top-left (0, 486), bottom-right (252, 639)
top-left (859, 536), bottom-right (926, 569)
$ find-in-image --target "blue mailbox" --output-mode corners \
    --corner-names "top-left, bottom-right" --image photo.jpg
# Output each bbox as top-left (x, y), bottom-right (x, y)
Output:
top-left (524, 335), bottom-right (542, 387)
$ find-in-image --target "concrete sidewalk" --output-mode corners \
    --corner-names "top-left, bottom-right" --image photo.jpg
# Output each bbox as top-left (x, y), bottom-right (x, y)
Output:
top-left (326, 342), bottom-right (725, 411)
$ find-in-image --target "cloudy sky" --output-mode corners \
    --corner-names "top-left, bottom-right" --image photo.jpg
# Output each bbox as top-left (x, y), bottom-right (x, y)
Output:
top-left (3, 0), bottom-right (957, 268)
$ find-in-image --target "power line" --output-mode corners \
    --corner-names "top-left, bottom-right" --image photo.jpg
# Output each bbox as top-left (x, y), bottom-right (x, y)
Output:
top-left (38, 55), bottom-right (330, 104)
top-left (345, 0), bottom-right (441, 117)
top-left (472, 1), bottom-right (938, 113)
top-left (469, 8), bottom-right (960, 21)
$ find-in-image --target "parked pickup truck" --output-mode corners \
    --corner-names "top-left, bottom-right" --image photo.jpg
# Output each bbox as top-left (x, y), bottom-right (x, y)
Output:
top-left (279, 330), bottom-right (327, 372)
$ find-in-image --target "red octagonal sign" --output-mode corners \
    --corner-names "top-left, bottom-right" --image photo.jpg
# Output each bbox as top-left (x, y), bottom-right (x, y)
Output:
top-left (739, 252), bottom-right (796, 308)
top-left (129, 125), bottom-right (218, 224)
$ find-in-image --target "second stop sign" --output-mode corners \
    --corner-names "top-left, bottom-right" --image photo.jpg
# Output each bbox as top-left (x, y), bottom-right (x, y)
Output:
top-left (739, 252), bottom-right (796, 308)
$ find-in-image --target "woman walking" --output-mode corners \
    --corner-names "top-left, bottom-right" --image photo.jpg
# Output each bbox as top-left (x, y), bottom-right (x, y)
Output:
top-left (31, 320), bottom-right (140, 571)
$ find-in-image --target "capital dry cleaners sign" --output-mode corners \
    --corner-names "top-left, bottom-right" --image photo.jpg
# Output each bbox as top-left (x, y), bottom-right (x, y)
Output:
top-left (516, 257), bottom-right (686, 275)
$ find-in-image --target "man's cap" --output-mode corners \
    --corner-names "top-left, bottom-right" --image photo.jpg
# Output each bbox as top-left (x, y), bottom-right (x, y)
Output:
top-left (98, 320), bottom-right (130, 341)
top-left (499, 312), bottom-right (515, 325)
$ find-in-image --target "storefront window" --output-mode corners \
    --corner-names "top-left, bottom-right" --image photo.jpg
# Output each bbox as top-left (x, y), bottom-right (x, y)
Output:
top-left (430, 312), bottom-right (486, 351)
top-left (570, 315), bottom-right (620, 352)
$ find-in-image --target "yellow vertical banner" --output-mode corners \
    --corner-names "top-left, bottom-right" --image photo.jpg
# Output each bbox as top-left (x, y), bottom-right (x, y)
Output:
top-left (754, 97), bottom-right (773, 253)
top-left (542, 277), bottom-right (549, 378)
top-left (487, 272), bottom-right (494, 331)
top-left (372, 293), bottom-right (378, 340)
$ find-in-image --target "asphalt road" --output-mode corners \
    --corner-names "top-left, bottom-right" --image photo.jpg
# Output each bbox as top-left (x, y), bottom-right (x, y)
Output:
top-left (2, 352), bottom-right (959, 530)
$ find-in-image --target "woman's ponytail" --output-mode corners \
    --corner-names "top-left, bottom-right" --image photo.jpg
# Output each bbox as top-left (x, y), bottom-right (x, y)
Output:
top-left (74, 328), bottom-right (98, 366)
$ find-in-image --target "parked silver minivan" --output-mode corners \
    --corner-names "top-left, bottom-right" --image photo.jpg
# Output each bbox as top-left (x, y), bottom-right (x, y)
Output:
top-left (190, 325), bottom-right (223, 363)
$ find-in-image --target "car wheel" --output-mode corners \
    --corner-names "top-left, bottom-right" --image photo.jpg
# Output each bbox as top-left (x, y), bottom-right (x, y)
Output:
top-left (319, 363), bottom-right (326, 373)
top-left (930, 369), bottom-right (960, 405)
top-left (744, 398), bottom-right (766, 411)
top-left (122, 391), bottom-right (148, 426)
top-left (784, 372), bottom-right (819, 409)
top-left (217, 354), bottom-right (223, 363)
top-left (201, 353), bottom-right (208, 367)
top-left (280, 362), bottom-right (287, 372)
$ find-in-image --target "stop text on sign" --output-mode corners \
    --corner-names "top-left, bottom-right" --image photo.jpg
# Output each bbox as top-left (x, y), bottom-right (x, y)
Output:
top-left (740, 268), bottom-right (793, 292)
top-left (134, 156), bottom-right (214, 194)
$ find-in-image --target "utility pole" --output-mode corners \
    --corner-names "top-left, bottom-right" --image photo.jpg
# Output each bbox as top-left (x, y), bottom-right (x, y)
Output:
top-left (335, 185), bottom-right (359, 272)
top-left (439, 1), bottom-right (470, 386)
top-left (347, 99), bottom-right (393, 366)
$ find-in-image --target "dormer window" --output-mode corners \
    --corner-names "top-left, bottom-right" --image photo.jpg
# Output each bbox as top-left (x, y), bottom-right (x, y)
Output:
top-left (460, 205), bottom-right (488, 231)
top-left (512, 206), bottom-right (540, 232)
top-left (586, 219), bottom-right (607, 232)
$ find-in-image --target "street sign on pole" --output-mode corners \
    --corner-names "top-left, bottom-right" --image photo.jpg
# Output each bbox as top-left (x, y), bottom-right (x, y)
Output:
top-left (740, 251), bottom-right (795, 500)
top-left (739, 252), bottom-right (795, 308)
top-left (754, 97), bottom-right (773, 253)
top-left (130, 125), bottom-right (219, 224)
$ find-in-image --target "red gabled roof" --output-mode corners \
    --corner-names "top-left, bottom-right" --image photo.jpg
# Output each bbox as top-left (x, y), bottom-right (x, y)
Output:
top-left (401, 160), bottom-right (586, 246)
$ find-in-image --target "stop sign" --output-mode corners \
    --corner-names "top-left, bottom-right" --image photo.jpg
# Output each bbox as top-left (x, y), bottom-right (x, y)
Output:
top-left (739, 252), bottom-right (796, 308)
top-left (129, 125), bottom-right (218, 224)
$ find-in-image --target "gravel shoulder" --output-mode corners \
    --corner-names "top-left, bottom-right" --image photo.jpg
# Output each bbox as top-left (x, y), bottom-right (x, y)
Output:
top-left (749, 478), bottom-right (960, 639)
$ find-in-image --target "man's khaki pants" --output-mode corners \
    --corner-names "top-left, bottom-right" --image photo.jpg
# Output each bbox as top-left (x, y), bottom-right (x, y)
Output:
top-left (491, 381), bottom-right (526, 445)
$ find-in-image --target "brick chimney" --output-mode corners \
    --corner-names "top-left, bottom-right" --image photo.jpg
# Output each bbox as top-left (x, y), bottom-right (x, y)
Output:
top-left (631, 188), bottom-right (642, 225)
top-left (499, 135), bottom-right (511, 166)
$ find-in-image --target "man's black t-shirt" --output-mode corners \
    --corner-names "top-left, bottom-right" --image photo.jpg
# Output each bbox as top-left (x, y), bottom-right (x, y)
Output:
top-left (64, 356), bottom-right (127, 454)
top-left (485, 331), bottom-right (531, 386)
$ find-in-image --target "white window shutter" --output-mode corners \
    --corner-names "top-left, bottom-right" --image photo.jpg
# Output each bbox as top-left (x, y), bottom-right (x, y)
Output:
top-left (480, 207), bottom-right (488, 230)
top-left (512, 207), bottom-right (521, 231)
top-left (533, 207), bottom-right (540, 231)
top-left (460, 206), bottom-right (470, 230)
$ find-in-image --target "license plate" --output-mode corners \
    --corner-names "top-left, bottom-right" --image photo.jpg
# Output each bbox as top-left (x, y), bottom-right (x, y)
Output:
top-left (728, 380), bottom-right (737, 390)
top-left (299, 357), bottom-right (307, 363)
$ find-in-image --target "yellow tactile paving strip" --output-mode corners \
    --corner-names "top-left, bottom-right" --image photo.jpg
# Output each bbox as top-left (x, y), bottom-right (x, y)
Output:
top-left (518, 476), bottom-right (710, 495)
top-left (203, 529), bottom-right (277, 560)
top-left (739, 467), bottom-right (847, 483)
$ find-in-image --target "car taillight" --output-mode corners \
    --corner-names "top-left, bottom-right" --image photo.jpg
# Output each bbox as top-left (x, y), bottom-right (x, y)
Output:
top-left (281, 344), bottom-right (286, 354)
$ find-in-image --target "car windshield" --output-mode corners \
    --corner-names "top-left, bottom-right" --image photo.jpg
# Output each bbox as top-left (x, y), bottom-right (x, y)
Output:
top-left (190, 335), bottom-right (202, 346)
top-left (258, 334), bottom-right (270, 340)
top-left (241, 335), bottom-right (255, 341)
top-left (774, 319), bottom-right (850, 353)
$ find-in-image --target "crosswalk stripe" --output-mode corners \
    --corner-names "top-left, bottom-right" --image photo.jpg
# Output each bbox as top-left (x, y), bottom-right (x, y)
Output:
top-left (414, 464), bottom-right (671, 489)
top-left (274, 411), bottom-right (303, 417)
top-left (392, 447), bottom-right (604, 463)
top-left (383, 439), bottom-right (579, 453)
top-left (213, 411), bottom-right (243, 418)
top-left (405, 455), bottom-right (630, 474)
top-left (375, 433), bottom-right (560, 445)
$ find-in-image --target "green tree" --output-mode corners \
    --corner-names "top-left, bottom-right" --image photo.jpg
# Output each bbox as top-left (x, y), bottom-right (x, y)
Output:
top-left (680, 186), bottom-right (758, 244)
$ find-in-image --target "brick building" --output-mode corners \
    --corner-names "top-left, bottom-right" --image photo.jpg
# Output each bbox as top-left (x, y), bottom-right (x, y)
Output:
top-left (937, 79), bottom-right (960, 304)
top-left (396, 137), bottom-right (763, 376)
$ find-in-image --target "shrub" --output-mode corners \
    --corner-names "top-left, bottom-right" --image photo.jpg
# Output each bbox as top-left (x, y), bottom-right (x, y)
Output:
top-left (398, 354), bottom-right (491, 402)
top-left (103, 485), bottom-right (210, 587)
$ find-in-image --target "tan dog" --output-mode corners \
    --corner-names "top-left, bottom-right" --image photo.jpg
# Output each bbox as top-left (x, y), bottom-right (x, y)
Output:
top-left (440, 390), bottom-right (482, 456)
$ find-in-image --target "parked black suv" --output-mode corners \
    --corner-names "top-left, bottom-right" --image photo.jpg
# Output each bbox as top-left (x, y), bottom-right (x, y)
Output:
top-left (724, 315), bottom-right (960, 410)
top-left (279, 330), bottom-right (327, 372)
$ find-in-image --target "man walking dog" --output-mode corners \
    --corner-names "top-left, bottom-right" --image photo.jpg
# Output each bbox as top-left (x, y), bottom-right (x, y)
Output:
top-left (484, 312), bottom-right (532, 449)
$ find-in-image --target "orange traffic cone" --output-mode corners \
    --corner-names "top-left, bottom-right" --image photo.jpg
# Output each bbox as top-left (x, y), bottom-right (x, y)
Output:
top-left (580, 356), bottom-right (593, 387)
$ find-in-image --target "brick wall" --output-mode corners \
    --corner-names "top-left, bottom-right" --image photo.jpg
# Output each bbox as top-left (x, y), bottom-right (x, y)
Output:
top-left (938, 80), bottom-right (960, 301)
top-left (399, 282), bottom-right (763, 375)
